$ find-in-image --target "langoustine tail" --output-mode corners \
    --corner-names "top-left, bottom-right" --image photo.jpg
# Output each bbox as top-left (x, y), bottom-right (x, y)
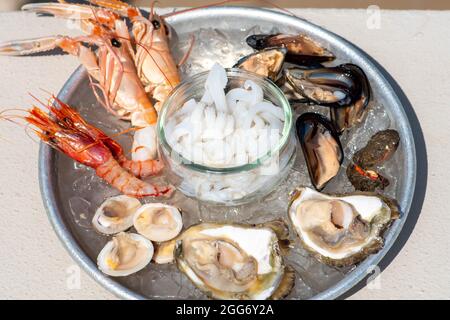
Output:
top-left (96, 158), bottom-right (171, 198)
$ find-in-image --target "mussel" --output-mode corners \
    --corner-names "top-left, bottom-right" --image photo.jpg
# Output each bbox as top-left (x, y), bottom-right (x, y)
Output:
top-left (233, 47), bottom-right (286, 81)
top-left (347, 129), bottom-right (400, 192)
top-left (284, 64), bottom-right (371, 133)
top-left (246, 34), bottom-right (335, 65)
top-left (329, 64), bottom-right (370, 133)
top-left (296, 113), bottom-right (344, 190)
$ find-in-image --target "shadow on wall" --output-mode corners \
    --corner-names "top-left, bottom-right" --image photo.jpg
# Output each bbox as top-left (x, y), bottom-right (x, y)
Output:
top-left (340, 54), bottom-right (428, 299)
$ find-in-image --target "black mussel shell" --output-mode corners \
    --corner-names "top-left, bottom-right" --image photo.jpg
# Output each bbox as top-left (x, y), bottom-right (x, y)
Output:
top-left (296, 113), bottom-right (344, 190)
top-left (330, 64), bottom-right (371, 133)
top-left (284, 67), bottom-right (355, 106)
top-left (246, 34), bottom-right (335, 65)
top-left (246, 34), bottom-right (271, 50)
top-left (346, 164), bottom-right (390, 192)
top-left (353, 129), bottom-right (400, 168)
top-left (233, 47), bottom-right (287, 81)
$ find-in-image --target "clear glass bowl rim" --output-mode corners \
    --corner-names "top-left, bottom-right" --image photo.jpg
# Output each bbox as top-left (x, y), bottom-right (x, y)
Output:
top-left (157, 68), bottom-right (293, 173)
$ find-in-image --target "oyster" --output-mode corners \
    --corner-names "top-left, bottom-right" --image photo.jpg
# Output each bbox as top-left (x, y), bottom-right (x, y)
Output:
top-left (175, 222), bottom-right (294, 300)
top-left (92, 195), bottom-right (141, 235)
top-left (133, 203), bottom-right (183, 242)
top-left (233, 47), bottom-right (287, 81)
top-left (296, 113), bottom-right (344, 190)
top-left (347, 129), bottom-right (400, 192)
top-left (246, 34), bottom-right (335, 65)
top-left (97, 232), bottom-right (153, 277)
top-left (288, 187), bottom-right (399, 266)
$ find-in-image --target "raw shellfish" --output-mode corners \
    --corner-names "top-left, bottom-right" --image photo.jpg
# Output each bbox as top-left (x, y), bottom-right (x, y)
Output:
top-left (288, 187), bottom-right (399, 266)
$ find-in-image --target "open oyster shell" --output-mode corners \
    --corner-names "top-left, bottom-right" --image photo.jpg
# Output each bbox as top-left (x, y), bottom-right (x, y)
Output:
top-left (288, 187), bottom-right (399, 266)
top-left (174, 222), bottom-right (294, 300)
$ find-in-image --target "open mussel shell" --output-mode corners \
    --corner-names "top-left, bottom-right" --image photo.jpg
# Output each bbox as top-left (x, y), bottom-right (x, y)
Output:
top-left (233, 47), bottom-right (287, 81)
top-left (288, 187), bottom-right (400, 267)
top-left (246, 33), bottom-right (335, 65)
top-left (296, 113), bottom-right (344, 190)
top-left (329, 64), bottom-right (371, 133)
top-left (284, 67), bottom-right (354, 106)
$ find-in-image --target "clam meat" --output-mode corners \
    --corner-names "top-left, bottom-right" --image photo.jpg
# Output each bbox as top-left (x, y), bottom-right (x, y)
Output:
top-left (175, 222), bottom-right (294, 300)
top-left (296, 113), bottom-right (344, 190)
top-left (97, 232), bottom-right (154, 277)
top-left (133, 203), bottom-right (183, 242)
top-left (234, 47), bottom-right (287, 81)
top-left (92, 195), bottom-right (141, 235)
top-left (246, 34), bottom-right (335, 65)
top-left (288, 187), bottom-right (399, 266)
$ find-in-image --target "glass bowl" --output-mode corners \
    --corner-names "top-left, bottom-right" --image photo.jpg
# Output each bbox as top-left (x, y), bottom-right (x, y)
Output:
top-left (157, 68), bottom-right (296, 205)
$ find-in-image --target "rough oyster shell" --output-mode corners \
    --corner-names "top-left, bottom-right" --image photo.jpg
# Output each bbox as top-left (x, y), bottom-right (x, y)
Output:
top-left (288, 187), bottom-right (399, 266)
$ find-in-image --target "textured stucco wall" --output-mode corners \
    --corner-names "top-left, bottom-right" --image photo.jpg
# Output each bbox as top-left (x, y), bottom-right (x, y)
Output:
top-left (0, 9), bottom-right (448, 299)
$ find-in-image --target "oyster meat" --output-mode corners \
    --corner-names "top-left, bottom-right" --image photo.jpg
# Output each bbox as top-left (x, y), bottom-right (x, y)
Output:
top-left (296, 113), bottom-right (344, 190)
top-left (175, 222), bottom-right (294, 300)
top-left (97, 232), bottom-right (154, 277)
top-left (133, 203), bottom-right (183, 242)
top-left (92, 195), bottom-right (141, 235)
top-left (234, 47), bottom-right (287, 81)
top-left (288, 187), bottom-right (399, 266)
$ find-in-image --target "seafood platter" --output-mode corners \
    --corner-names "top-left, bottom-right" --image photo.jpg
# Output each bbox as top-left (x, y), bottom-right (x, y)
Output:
top-left (0, 1), bottom-right (416, 299)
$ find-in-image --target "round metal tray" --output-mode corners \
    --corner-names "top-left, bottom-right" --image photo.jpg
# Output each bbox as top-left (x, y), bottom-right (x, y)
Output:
top-left (39, 6), bottom-right (416, 299)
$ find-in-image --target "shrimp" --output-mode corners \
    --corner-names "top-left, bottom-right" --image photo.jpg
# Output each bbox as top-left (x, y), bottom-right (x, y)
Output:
top-left (20, 96), bottom-right (170, 197)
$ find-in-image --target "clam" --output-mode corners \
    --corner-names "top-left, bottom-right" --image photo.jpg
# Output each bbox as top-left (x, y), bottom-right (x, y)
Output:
top-left (233, 47), bottom-right (287, 81)
top-left (246, 34), bottom-right (335, 65)
top-left (288, 187), bottom-right (399, 266)
top-left (175, 221), bottom-right (294, 300)
top-left (296, 113), bottom-right (344, 190)
top-left (153, 239), bottom-right (177, 264)
top-left (92, 195), bottom-right (141, 235)
top-left (97, 232), bottom-right (153, 277)
top-left (133, 203), bottom-right (183, 242)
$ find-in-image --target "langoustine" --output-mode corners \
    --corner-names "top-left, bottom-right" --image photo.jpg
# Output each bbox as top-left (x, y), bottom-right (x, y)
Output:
top-left (22, 96), bottom-right (171, 198)
top-left (1, 0), bottom-right (184, 163)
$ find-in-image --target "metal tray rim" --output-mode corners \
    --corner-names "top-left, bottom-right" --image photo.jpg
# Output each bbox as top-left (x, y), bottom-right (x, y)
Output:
top-left (38, 6), bottom-right (417, 300)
